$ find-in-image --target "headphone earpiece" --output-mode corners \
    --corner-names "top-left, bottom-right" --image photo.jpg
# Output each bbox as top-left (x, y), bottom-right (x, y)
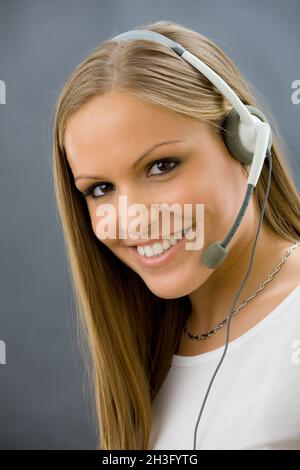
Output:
top-left (222, 104), bottom-right (273, 165)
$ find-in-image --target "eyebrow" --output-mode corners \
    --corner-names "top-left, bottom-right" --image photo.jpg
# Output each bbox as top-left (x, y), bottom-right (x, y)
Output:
top-left (74, 139), bottom-right (184, 182)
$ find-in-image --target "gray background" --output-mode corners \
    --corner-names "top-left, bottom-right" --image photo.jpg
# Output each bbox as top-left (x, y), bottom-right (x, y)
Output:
top-left (0, 0), bottom-right (299, 450)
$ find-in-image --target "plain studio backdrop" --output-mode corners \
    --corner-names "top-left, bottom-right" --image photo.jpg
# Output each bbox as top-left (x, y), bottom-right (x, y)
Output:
top-left (0, 0), bottom-right (299, 450)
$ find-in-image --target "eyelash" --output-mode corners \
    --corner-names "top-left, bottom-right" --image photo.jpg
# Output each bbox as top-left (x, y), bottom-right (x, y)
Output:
top-left (82, 157), bottom-right (181, 200)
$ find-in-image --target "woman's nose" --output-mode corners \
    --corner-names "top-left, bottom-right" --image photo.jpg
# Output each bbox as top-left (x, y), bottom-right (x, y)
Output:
top-left (116, 189), bottom-right (152, 240)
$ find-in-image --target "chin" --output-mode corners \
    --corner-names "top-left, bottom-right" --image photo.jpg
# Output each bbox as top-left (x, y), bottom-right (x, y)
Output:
top-left (147, 286), bottom-right (188, 300)
top-left (112, 244), bottom-right (209, 297)
top-left (142, 274), bottom-right (204, 300)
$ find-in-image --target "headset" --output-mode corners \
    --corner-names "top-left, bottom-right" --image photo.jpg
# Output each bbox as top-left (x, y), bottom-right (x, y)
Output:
top-left (110, 29), bottom-right (273, 450)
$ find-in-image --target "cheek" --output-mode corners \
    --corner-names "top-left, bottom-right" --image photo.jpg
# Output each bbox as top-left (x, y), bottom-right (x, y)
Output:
top-left (203, 188), bottom-right (241, 248)
top-left (184, 172), bottom-right (236, 246)
top-left (89, 210), bottom-right (119, 249)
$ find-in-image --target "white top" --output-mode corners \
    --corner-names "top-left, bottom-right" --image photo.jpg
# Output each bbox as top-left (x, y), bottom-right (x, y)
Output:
top-left (150, 283), bottom-right (300, 450)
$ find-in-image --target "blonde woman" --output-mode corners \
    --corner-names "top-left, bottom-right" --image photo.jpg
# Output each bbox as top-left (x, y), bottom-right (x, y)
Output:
top-left (52, 20), bottom-right (300, 450)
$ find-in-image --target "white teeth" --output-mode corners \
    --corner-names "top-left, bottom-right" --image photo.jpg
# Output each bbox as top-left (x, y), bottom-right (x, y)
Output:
top-left (152, 243), bottom-right (164, 255)
top-left (135, 226), bottom-right (193, 258)
top-left (172, 232), bottom-right (181, 240)
top-left (162, 239), bottom-right (171, 250)
top-left (144, 246), bottom-right (153, 257)
top-left (137, 246), bottom-right (145, 256)
top-left (137, 235), bottom-right (179, 258)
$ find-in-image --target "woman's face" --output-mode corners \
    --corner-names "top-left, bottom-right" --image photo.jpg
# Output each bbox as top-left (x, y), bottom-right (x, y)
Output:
top-left (65, 91), bottom-right (248, 299)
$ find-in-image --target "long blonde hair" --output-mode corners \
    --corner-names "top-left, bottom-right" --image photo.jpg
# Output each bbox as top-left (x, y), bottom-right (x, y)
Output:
top-left (52, 20), bottom-right (300, 449)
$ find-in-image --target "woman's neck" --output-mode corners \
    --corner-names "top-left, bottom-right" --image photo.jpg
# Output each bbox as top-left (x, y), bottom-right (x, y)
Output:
top-left (187, 226), bottom-right (298, 336)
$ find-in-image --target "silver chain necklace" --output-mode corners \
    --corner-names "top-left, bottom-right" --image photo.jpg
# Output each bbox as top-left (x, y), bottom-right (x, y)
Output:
top-left (183, 241), bottom-right (300, 341)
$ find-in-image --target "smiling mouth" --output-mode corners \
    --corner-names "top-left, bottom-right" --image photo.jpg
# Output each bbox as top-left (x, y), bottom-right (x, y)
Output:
top-left (128, 226), bottom-right (194, 266)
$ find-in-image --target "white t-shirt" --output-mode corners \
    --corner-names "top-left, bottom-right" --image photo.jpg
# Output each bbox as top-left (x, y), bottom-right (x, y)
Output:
top-left (150, 283), bottom-right (300, 450)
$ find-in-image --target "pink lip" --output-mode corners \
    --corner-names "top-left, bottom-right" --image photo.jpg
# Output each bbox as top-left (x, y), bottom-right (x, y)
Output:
top-left (128, 232), bottom-right (188, 268)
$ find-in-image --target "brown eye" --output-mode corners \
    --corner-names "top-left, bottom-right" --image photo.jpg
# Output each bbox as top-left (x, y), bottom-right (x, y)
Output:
top-left (84, 182), bottom-right (114, 199)
top-left (147, 158), bottom-right (181, 176)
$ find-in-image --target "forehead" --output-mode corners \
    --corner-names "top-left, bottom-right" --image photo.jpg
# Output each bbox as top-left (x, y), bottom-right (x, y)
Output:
top-left (64, 92), bottom-right (193, 162)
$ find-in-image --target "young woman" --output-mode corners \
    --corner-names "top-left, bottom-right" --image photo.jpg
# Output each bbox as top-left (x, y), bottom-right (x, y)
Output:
top-left (52, 20), bottom-right (300, 450)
